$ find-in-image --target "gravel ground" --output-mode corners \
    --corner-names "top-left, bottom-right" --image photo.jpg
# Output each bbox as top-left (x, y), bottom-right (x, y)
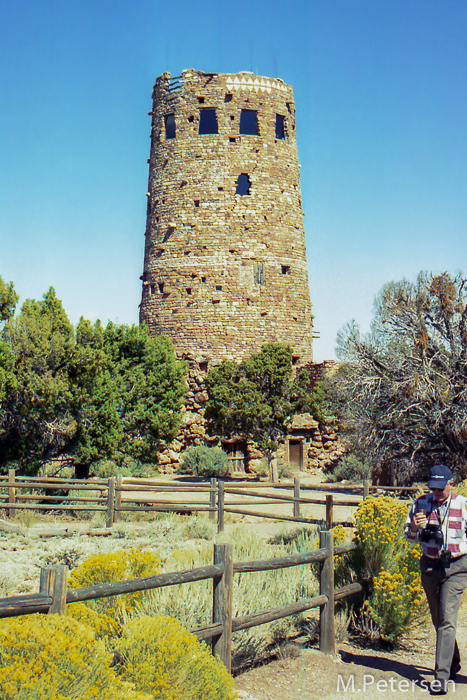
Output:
top-left (234, 620), bottom-right (467, 699)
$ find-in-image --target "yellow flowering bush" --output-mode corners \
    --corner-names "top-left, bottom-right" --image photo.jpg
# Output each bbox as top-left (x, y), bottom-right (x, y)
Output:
top-left (455, 479), bottom-right (467, 498)
top-left (0, 614), bottom-right (148, 700)
top-left (365, 569), bottom-right (425, 643)
top-left (311, 524), bottom-right (348, 587)
top-left (354, 495), bottom-right (426, 644)
top-left (116, 615), bottom-right (237, 700)
top-left (329, 524), bottom-right (348, 583)
top-left (66, 602), bottom-right (119, 640)
top-left (355, 495), bottom-right (410, 572)
top-left (68, 549), bottom-right (161, 632)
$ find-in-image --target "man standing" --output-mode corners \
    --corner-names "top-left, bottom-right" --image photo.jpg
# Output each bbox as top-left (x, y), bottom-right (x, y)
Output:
top-left (405, 464), bottom-right (467, 695)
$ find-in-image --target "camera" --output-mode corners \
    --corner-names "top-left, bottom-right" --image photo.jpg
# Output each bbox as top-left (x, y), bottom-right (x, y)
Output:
top-left (420, 524), bottom-right (444, 546)
top-left (440, 551), bottom-right (452, 567)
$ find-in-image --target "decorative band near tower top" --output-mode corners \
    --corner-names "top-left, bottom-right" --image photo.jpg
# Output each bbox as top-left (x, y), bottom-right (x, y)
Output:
top-left (139, 69), bottom-right (314, 367)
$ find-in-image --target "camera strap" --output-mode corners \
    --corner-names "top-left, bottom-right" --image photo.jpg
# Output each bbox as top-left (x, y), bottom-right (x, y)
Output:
top-left (437, 495), bottom-right (452, 552)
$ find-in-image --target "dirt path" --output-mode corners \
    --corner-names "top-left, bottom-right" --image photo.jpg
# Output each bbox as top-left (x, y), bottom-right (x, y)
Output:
top-left (234, 610), bottom-right (467, 699)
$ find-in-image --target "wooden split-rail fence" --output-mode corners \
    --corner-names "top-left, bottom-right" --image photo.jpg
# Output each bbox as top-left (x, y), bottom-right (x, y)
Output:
top-left (0, 472), bottom-right (418, 531)
top-left (0, 534), bottom-right (364, 671)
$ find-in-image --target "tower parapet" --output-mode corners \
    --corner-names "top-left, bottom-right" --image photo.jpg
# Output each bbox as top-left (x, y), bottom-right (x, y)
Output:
top-left (140, 69), bottom-right (313, 366)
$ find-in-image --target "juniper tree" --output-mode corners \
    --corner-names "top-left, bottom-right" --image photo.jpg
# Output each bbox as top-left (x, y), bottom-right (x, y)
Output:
top-left (0, 280), bottom-right (186, 475)
top-left (204, 343), bottom-right (310, 482)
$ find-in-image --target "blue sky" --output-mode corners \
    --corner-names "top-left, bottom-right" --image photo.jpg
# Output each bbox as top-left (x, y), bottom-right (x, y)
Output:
top-left (1, 1), bottom-right (466, 362)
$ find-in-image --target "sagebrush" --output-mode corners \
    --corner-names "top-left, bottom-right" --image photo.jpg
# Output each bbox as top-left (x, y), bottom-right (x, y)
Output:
top-left (178, 445), bottom-right (230, 477)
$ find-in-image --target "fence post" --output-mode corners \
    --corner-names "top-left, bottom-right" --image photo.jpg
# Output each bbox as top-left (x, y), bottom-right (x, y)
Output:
top-left (319, 530), bottom-right (335, 655)
top-left (41, 565), bottom-right (68, 616)
top-left (212, 543), bottom-right (233, 672)
top-left (217, 480), bottom-right (225, 533)
top-left (363, 479), bottom-right (370, 499)
top-left (293, 477), bottom-right (300, 519)
top-left (209, 478), bottom-right (217, 521)
top-left (106, 477), bottom-right (116, 528)
top-left (40, 566), bottom-right (54, 598)
top-left (114, 475), bottom-right (123, 523)
top-left (325, 494), bottom-right (333, 530)
top-left (270, 455), bottom-right (278, 483)
top-left (7, 469), bottom-right (16, 519)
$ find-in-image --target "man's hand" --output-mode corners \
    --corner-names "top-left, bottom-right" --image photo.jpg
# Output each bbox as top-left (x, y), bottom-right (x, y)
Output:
top-left (411, 511), bottom-right (427, 532)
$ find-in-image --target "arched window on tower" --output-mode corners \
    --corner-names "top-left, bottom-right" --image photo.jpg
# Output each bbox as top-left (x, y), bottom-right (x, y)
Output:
top-left (235, 173), bottom-right (251, 195)
top-left (240, 110), bottom-right (259, 135)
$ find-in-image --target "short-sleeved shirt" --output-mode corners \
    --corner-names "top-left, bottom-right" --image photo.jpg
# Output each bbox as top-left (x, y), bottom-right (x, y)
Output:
top-left (405, 492), bottom-right (467, 559)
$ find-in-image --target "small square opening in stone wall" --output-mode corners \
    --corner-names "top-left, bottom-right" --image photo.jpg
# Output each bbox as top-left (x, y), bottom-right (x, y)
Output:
top-left (216, 285), bottom-right (222, 291)
top-left (158, 282), bottom-right (164, 293)
top-left (240, 109), bottom-right (259, 136)
top-left (199, 361), bottom-right (209, 372)
top-left (281, 265), bottom-right (291, 275)
top-left (194, 200), bottom-right (200, 207)
top-left (199, 109), bottom-right (218, 135)
top-left (198, 97), bottom-right (205, 103)
top-left (225, 94), bottom-right (233, 102)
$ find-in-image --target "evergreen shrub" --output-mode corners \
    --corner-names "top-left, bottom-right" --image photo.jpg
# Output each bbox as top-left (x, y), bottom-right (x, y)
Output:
top-left (90, 460), bottom-right (132, 478)
top-left (327, 453), bottom-right (371, 482)
top-left (178, 445), bottom-right (230, 478)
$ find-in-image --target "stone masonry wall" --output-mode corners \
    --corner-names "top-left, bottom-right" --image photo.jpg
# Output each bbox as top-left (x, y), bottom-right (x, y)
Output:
top-left (157, 358), bottom-right (344, 476)
top-left (139, 70), bottom-right (314, 366)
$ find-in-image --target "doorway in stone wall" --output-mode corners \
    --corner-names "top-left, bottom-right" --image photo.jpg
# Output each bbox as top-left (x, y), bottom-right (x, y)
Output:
top-left (288, 440), bottom-right (303, 471)
top-left (223, 441), bottom-right (247, 474)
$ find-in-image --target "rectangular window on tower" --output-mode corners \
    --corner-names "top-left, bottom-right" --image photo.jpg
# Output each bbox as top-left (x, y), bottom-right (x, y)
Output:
top-left (240, 110), bottom-right (259, 135)
top-left (275, 114), bottom-right (286, 140)
top-left (199, 109), bottom-right (219, 135)
top-left (165, 114), bottom-right (176, 139)
top-left (254, 261), bottom-right (265, 285)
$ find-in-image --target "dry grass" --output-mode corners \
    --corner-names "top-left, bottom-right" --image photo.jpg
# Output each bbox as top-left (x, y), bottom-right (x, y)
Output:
top-left (0, 513), bottom-right (321, 666)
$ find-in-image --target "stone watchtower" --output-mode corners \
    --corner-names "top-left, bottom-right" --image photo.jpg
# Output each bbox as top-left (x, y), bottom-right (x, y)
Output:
top-left (140, 69), bottom-right (314, 367)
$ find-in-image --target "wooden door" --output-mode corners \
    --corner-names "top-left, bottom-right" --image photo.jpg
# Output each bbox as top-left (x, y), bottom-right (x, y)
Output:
top-left (288, 440), bottom-right (303, 471)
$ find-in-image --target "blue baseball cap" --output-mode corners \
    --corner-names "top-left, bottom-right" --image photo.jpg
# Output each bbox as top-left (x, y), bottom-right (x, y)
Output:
top-left (427, 464), bottom-right (453, 489)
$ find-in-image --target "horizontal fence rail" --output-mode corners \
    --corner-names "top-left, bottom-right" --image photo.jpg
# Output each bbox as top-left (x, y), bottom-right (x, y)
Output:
top-left (0, 473), bottom-right (417, 529)
top-left (0, 536), bottom-right (363, 671)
